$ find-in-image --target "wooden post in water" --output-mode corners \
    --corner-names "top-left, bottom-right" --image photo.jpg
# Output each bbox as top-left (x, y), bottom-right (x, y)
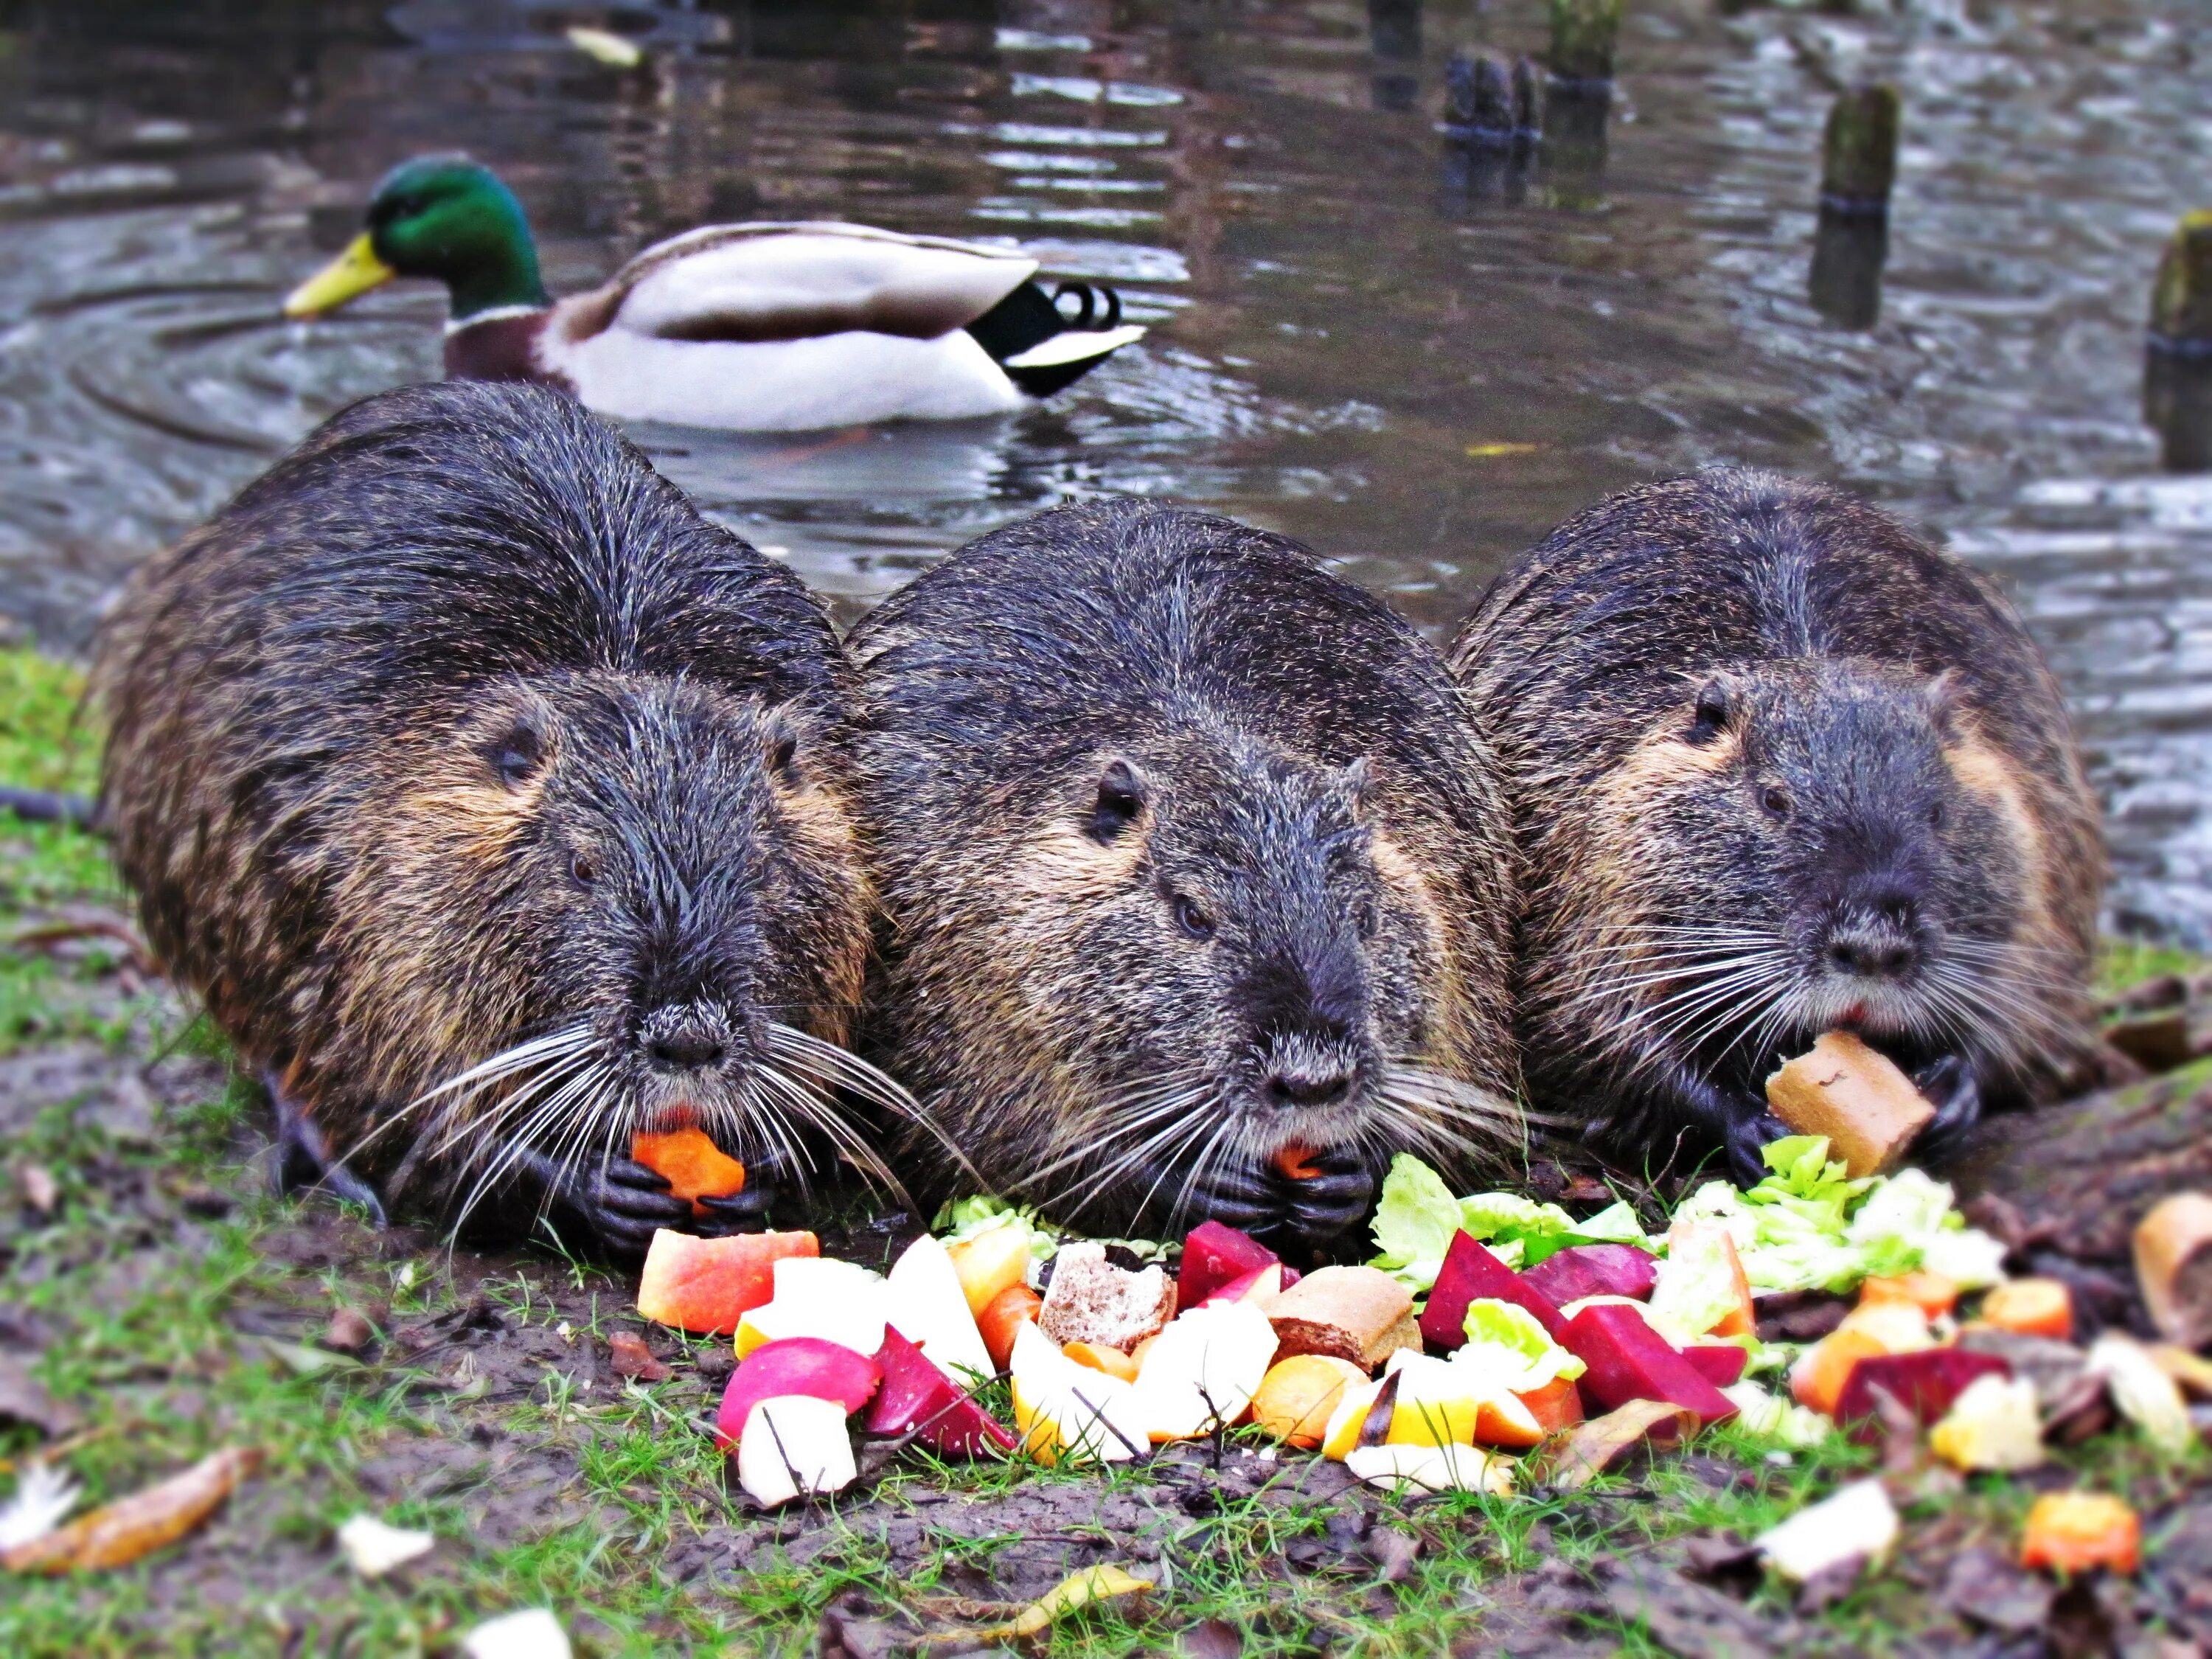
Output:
top-left (2145, 212), bottom-right (2212, 472)
top-left (1809, 84), bottom-right (1896, 328)
top-left (1548, 0), bottom-right (1624, 86)
top-left (1818, 83), bottom-right (1897, 217)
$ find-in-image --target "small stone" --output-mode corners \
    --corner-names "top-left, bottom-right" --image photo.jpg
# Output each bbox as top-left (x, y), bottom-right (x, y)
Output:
top-left (17, 1164), bottom-right (58, 1216)
top-left (324, 1307), bottom-right (375, 1355)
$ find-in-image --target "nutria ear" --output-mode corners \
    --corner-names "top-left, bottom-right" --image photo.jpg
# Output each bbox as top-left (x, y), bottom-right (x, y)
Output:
top-left (762, 704), bottom-right (806, 782)
top-left (1921, 669), bottom-right (1965, 739)
top-left (1686, 677), bottom-right (1734, 742)
top-left (1326, 757), bottom-right (1371, 820)
top-left (1087, 757), bottom-right (1148, 842)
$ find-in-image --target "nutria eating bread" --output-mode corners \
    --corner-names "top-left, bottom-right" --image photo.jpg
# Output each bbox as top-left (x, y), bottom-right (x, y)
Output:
top-left (1451, 470), bottom-right (2102, 1183)
top-left (851, 498), bottom-right (1520, 1251)
top-left (94, 380), bottom-right (919, 1259)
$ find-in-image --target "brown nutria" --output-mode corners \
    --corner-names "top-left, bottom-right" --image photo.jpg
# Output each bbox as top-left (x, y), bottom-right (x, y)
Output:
top-left (93, 380), bottom-right (924, 1260)
top-left (849, 498), bottom-right (1521, 1252)
top-left (1450, 470), bottom-right (2104, 1183)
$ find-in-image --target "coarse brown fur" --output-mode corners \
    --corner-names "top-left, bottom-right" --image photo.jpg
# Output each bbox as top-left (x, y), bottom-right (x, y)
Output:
top-left (94, 381), bottom-right (898, 1259)
top-left (1451, 470), bottom-right (2103, 1182)
top-left (852, 498), bottom-right (1521, 1251)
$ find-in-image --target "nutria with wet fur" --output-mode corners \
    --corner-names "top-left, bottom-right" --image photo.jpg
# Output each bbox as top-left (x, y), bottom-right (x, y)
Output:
top-left (94, 380), bottom-right (914, 1259)
top-left (851, 498), bottom-right (1521, 1251)
top-left (1451, 470), bottom-right (2102, 1183)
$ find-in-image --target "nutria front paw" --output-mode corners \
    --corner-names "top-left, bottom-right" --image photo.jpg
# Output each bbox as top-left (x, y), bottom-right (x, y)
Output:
top-left (1724, 1104), bottom-right (1794, 1186)
top-left (1174, 1158), bottom-right (1280, 1237)
top-left (692, 1155), bottom-right (785, 1235)
top-left (1272, 1147), bottom-right (1375, 1246)
top-left (558, 1155), bottom-right (694, 1261)
top-left (1910, 1054), bottom-right (1983, 1163)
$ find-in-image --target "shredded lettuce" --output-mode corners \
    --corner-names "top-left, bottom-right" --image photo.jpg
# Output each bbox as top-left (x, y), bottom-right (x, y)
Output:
top-left (1647, 1223), bottom-right (1746, 1340)
top-left (1369, 1153), bottom-right (1464, 1290)
top-left (1569, 1199), bottom-right (1652, 1249)
top-left (1371, 1155), bottom-right (1659, 1288)
top-left (1456, 1299), bottom-right (1587, 1391)
top-left (932, 1195), bottom-right (1058, 1264)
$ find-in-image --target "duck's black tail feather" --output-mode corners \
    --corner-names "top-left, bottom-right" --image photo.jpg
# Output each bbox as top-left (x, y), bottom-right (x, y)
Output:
top-left (965, 280), bottom-right (1142, 397)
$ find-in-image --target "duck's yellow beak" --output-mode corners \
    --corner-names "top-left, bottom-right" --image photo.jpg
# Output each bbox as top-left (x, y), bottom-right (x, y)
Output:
top-left (282, 233), bottom-right (396, 319)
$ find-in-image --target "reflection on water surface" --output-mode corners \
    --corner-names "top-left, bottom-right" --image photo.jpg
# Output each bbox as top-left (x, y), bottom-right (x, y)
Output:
top-left (1, 0), bottom-right (2208, 939)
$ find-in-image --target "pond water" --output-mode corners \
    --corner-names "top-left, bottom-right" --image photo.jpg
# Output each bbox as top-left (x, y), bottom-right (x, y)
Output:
top-left (2, 0), bottom-right (2208, 939)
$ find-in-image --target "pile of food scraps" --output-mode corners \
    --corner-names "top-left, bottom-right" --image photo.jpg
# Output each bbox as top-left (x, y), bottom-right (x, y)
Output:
top-left (626, 1104), bottom-right (2212, 1608)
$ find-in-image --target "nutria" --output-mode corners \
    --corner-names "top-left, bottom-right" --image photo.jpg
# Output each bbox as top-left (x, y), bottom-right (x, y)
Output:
top-left (850, 498), bottom-right (1521, 1251)
top-left (1450, 470), bottom-right (2103, 1183)
top-left (94, 380), bottom-right (920, 1259)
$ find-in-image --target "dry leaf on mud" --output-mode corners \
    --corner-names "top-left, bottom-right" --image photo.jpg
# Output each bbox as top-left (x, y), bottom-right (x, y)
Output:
top-left (1548, 1400), bottom-right (1695, 1490)
top-left (0, 1354), bottom-right (77, 1439)
top-left (1, 1446), bottom-right (261, 1573)
top-left (928, 1564), bottom-right (1155, 1643)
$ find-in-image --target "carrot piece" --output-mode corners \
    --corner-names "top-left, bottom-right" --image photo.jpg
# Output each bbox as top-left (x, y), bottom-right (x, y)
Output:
top-left (1274, 1144), bottom-right (1322, 1181)
top-left (2020, 1492), bottom-right (2140, 1576)
top-left (1859, 1271), bottom-right (1960, 1319)
top-left (1979, 1278), bottom-right (2073, 1341)
top-left (976, 1284), bottom-right (1043, 1374)
top-left (630, 1127), bottom-right (745, 1216)
top-left (1516, 1375), bottom-right (1587, 1436)
top-left (1790, 1328), bottom-right (1890, 1419)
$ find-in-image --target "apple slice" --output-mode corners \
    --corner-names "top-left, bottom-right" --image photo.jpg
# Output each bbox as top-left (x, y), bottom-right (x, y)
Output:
top-left (1127, 1303), bottom-right (1280, 1441)
top-left (636, 1228), bottom-right (818, 1335)
top-left (1178, 1221), bottom-right (1279, 1309)
top-left (946, 1222), bottom-right (1034, 1318)
top-left (1833, 1348), bottom-right (2014, 1444)
top-left (886, 1233), bottom-right (995, 1385)
top-left (714, 1337), bottom-right (882, 1450)
top-left (1382, 1352), bottom-right (1548, 1450)
top-left (1516, 1374), bottom-right (1585, 1436)
top-left (1559, 1304), bottom-right (1738, 1425)
top-left (1521, 1245), bottom-right (1659, 1308)
top-left (735, 1257), bottom-right (889, 1358)
top-left (864, 1326), bottom-right (1018, 1458)
top-left (1420, 1231), bottom-right (1568, 1348)
top-left (1251, 1355), bottom-right (1368, 1449)
top-left (1008, 1322), bottom-right (1152, 1465)
top-left (977, 1284), bottom-right (1043, 1374)
top-left (736, 1394), bottom-right (858, 1506)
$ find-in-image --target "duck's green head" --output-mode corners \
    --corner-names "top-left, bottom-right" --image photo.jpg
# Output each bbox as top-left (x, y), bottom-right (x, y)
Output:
top-left (284, 155), bottom-right (549, 323)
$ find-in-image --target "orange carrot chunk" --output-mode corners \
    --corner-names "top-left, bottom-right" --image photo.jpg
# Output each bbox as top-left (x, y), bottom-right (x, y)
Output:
top-left (630, 1127), bottom-right (745, 1217)
top-left (2021, 1492), bottom-right (2140, 1576)
top-left (1980, 1278), bottom-right (2073, 1341)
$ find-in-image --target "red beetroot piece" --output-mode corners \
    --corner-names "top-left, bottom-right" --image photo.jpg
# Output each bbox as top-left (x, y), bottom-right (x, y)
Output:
top-left (1522, 1245), bottom-right (1659, 1307)
top-left (1420, 1231), bottom-right (1569, 1348)
top-left (865, 1327), bottom-right (1018, 1457)
top-left (1681, 1346), bottom-right (1749, 1388)
top-left (1179, 1221), bottom-right (1279, 1308)
top-left (1561, 1304), bottom-right (1738, 1424)
top-left (1834, 1349), bottom-right (2013, 1444)
top-left (714, 1337), bottom-right (881, 1450)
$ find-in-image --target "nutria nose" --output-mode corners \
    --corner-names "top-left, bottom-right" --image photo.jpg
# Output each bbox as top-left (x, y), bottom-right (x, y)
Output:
top-left (1267, 1062), bottom-right (1356, 1108)
top-left (644, 1020), bottom-right (726, 1073)
top-left (1825, 923), bottom-right (1919, 979)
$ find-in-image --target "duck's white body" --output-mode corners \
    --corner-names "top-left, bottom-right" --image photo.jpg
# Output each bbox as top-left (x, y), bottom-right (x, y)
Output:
top-left (491, 221), bottom-right (1143, 433)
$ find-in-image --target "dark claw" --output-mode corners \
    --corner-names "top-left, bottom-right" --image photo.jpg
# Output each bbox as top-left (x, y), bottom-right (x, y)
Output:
top-left (1171, 1157), bottom-right (1278, 1236)
top-left (524, 1151), bottom-right (691, 1263)
top-left (694, 1156), bottom-right (783, 1235)
top-left (1275, 1145), bottom-right (1377, 1244)
top-left (1911, 1054), bottom-right (1983, 1164)
top-left (268, 1072), bottom-right (387, 1227)
top-left (1725, 1105), bottom-right (1794, 1187)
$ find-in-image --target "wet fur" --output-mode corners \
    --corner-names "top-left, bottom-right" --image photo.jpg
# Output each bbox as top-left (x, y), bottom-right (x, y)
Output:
top-left (1451, 470), bottom-right (2102, 1172)
top-left (94, 382), bottom-right (873, 1240)
top-left (852, 498), bottom-right (1520, 1242)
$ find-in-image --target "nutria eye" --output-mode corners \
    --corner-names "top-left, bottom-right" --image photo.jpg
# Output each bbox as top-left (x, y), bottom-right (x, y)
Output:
top-left (1171, 894), bottom-right (1214, 941)
top-left (568, 852), bottom-right (597, 887)
top-left (490, 726), bottom-right (543, 788)
top-left (1760, 786), bottom-right (1792, 821)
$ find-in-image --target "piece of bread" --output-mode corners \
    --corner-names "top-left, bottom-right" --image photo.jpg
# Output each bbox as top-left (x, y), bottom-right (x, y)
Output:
top-left (2134, 1192), bottom-right (2212, 1349)
top-left (1764, 1032), bottom-right (1934, 1178)
top-left (1267, 1266), bottom-right (1419, 1371)
top-left (1037, 1242), bottom-right (1175, 1352)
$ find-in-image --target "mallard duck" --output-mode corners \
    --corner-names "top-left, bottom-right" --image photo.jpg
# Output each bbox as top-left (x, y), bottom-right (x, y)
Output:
top-left (283, 154), bottom-right (1146, 432)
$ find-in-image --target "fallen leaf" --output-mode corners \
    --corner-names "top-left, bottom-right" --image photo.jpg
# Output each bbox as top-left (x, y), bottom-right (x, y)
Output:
top-left (1940, 1546), bottom-right (2053, 1637)
top-left (2148, 1343), bottom-right (2212, 1401)
top-left (335, 1512), bottom-right (434, 1577)
top-left (17, 1164), bottom-right (58, 1215)
top-left (2, 1446), bottom-right (261, 1573)
top-left (324, 1308), bottom-right (375, 1355)
top-left (1548, 1399), bottom-right (1695, 1490)
top-left (608, 1332), bottom-right (669, 1383)
top-left (0, 1354), bottom-right (78, 1439)
top-left (0, 1460), bottom-right (80, 1550)
top-left (259, 1336), bottom-right (359, 1377)
top-left (934, 1565), bottom-right (1155, 1642)
top-left (1177, 1617), bottom-right (1245, 1658)
top-left (462, 1607), bottom-right (574, 1659)
top-left (1465, 442), bottom-right (1541, 459)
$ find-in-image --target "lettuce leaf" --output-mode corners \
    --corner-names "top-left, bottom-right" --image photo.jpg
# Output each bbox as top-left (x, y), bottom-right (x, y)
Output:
top-left (1455, 1298), bottom-right (1586, 1391)
top-left (1370, 1153), bottom-right (1464, 1290)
